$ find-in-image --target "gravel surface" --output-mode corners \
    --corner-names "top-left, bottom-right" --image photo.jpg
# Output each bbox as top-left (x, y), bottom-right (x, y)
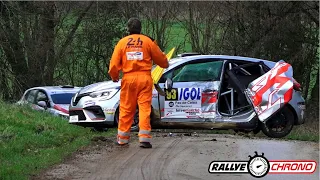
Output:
top-left (34, 133), bottom-right (319, 180)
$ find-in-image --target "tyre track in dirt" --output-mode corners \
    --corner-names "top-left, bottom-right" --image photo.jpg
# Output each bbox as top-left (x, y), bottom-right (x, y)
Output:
top-left (36, 133), bottom-right (319, 180)
top-left (80, 136), bottom-right (184, 180)
top-left (111, 138), bottom-right (183, 180)
top-left (140, 139), bottom-right (180, 180)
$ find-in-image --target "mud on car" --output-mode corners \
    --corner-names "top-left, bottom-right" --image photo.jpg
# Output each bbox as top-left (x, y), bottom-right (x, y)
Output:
top-left (69, 54), bottom-right (305, 138)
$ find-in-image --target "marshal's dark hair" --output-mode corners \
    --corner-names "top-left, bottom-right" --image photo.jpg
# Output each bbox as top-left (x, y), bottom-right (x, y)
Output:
top-left (127, 17), bottom-right (142, 34)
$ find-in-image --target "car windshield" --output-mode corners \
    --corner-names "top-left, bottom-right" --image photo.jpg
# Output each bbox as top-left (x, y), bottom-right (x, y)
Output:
top-left (51, 93), bottom-right (75, 104)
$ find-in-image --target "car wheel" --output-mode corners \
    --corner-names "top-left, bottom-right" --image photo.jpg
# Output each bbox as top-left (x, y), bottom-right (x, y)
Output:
top-left (115, 107), bottom-right (140, 132)
top-left (261, 106), bottom-right (294, 138)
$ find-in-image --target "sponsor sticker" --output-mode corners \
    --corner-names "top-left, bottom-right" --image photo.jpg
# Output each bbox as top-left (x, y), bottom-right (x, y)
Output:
top-left (84, 101), bottom-right (95, 107)
top-left (165, 100), bottom-right (201, 108)
top-left (299, 104), bottom-right (306, 110)
top-left (104, 108), bottom-right (116, 114)
top-left (164, 87), bottom-right (203, 117)
top-left (163, 87), bottom-right (220, 118)
top-left (164, 108), bottom-right (201, 117)
top-left (175, 108), bottom-right (200, 113)
top-left (208, 151), bottom-right (317, 178)
top-left (201, 111), bottom-right (216, 118)
top-left (126, 51), bottom-right (143, 60)
top-left (163, 109), bottom-right (175, 118)
top-left (164, 87), bottom-right (201, 101)
top-left (178, 87), bottom-right (201, 101)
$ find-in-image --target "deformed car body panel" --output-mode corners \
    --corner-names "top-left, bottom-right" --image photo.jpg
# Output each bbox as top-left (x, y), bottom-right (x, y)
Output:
top-left (245, 61), bottom-right (294, 122)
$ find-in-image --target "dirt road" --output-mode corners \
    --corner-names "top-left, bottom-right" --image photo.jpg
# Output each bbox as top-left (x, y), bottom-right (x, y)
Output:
top-left (37, 133), bottom-right (319, 180)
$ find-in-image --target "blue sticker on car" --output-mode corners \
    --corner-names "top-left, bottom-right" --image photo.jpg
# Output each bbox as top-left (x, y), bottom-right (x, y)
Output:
top-left (179, 88), bottom-right (201, 101)
top-left (164, 87), bottom-right (201, 101)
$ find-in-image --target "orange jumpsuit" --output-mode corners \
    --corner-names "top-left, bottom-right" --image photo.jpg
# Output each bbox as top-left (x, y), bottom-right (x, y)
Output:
top-left (108, 34), bottom-right (169, 144)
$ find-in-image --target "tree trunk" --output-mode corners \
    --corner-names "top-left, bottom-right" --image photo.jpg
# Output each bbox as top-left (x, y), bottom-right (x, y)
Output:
top-left (41, 2), bottom-right (56, 85)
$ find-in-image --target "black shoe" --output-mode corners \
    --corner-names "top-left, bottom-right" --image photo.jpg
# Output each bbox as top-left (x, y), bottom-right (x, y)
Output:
top-left (139, 142), bottom-right (152, 148)
top-left (114, 142), bottom-right (129, 147)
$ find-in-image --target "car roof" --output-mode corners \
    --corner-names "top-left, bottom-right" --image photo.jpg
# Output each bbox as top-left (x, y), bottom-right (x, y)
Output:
top-left (26, 86), bottom-right (82, 95)
top-left (167, 55), bottom-right (277, 69)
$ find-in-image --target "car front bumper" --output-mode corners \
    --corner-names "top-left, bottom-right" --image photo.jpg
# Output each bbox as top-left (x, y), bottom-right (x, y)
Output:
top-left (68, 91), bottom-right (120, 127)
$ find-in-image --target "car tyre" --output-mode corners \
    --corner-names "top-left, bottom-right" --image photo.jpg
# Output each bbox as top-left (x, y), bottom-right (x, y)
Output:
top-left (261, 106), bottom-right (294, 138)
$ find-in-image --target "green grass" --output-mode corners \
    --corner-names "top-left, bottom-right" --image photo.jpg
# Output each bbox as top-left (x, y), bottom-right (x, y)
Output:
top-left (140, 20), bottom-right (192, 54)
top-left (250, 124), bottom-right (319, 142)
top-left (284, 121), bottom-right (319, 142)
top-left (0, 102), bottom-right (116, 180)
top-left (165, 22), bottom-right (192, 53)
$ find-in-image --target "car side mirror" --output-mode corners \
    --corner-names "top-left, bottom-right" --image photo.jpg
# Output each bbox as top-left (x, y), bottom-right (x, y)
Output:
top-left (37, 101), bottom-right (47, 109)
top-left (164, 78), bottom-right (173, 91)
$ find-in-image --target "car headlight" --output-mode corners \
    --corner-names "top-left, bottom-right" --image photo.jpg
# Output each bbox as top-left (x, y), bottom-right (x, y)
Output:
top-left (89, 89), bottom-right (119, 100)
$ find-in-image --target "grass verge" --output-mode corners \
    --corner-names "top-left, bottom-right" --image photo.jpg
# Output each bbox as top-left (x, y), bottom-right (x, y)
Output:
top-left (284, 121), bottom-right (319, 142)
top-left (0, 101), bottom-right (116, 180)
top-left (192, 122), bottom-right (319, 142)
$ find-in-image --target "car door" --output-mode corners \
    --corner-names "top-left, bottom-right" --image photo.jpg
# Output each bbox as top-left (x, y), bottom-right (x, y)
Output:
top-left (157, 59), bottom-right (224, 122)
top-left (227, 60), bottom-right (294, 122)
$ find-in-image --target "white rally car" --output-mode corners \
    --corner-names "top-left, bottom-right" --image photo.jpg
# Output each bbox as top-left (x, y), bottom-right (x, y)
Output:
top-left (17, 85), bottom-right (82, 118)
top-left (69, 54), bottom-right (305, 138)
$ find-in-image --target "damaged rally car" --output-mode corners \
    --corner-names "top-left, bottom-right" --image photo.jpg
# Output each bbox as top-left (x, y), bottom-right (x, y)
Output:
top-left (69, 54), bottom-right (305, 138)
top-left (17, 85), bottom-right (82, 118)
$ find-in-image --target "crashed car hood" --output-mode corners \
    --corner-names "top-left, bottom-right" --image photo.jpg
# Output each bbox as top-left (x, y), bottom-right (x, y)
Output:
top-left (78, 80), bottom-right (121, 94)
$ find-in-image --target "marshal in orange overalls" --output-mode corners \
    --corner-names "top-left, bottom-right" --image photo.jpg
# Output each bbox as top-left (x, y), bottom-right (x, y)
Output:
top-left (108, 33), bottom-right (168, 146)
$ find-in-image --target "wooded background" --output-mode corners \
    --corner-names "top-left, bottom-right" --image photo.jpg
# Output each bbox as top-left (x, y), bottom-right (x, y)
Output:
top-left (0, 1), bottom-right (318, 121)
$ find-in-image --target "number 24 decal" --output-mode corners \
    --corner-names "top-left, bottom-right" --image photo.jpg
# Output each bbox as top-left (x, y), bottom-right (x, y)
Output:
top-left (165, 88), bottom-right (178, 101)
top-left (127, 37), bottom-right (143, 46)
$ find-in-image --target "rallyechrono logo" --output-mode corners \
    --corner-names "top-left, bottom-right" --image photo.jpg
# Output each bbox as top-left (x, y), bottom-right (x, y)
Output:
top-left (207, 151), bottom-right (270, 178)
top-left (208, 151), bottom-right (317, 178)
top-left (247, 151), bottom-right (270, 178)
